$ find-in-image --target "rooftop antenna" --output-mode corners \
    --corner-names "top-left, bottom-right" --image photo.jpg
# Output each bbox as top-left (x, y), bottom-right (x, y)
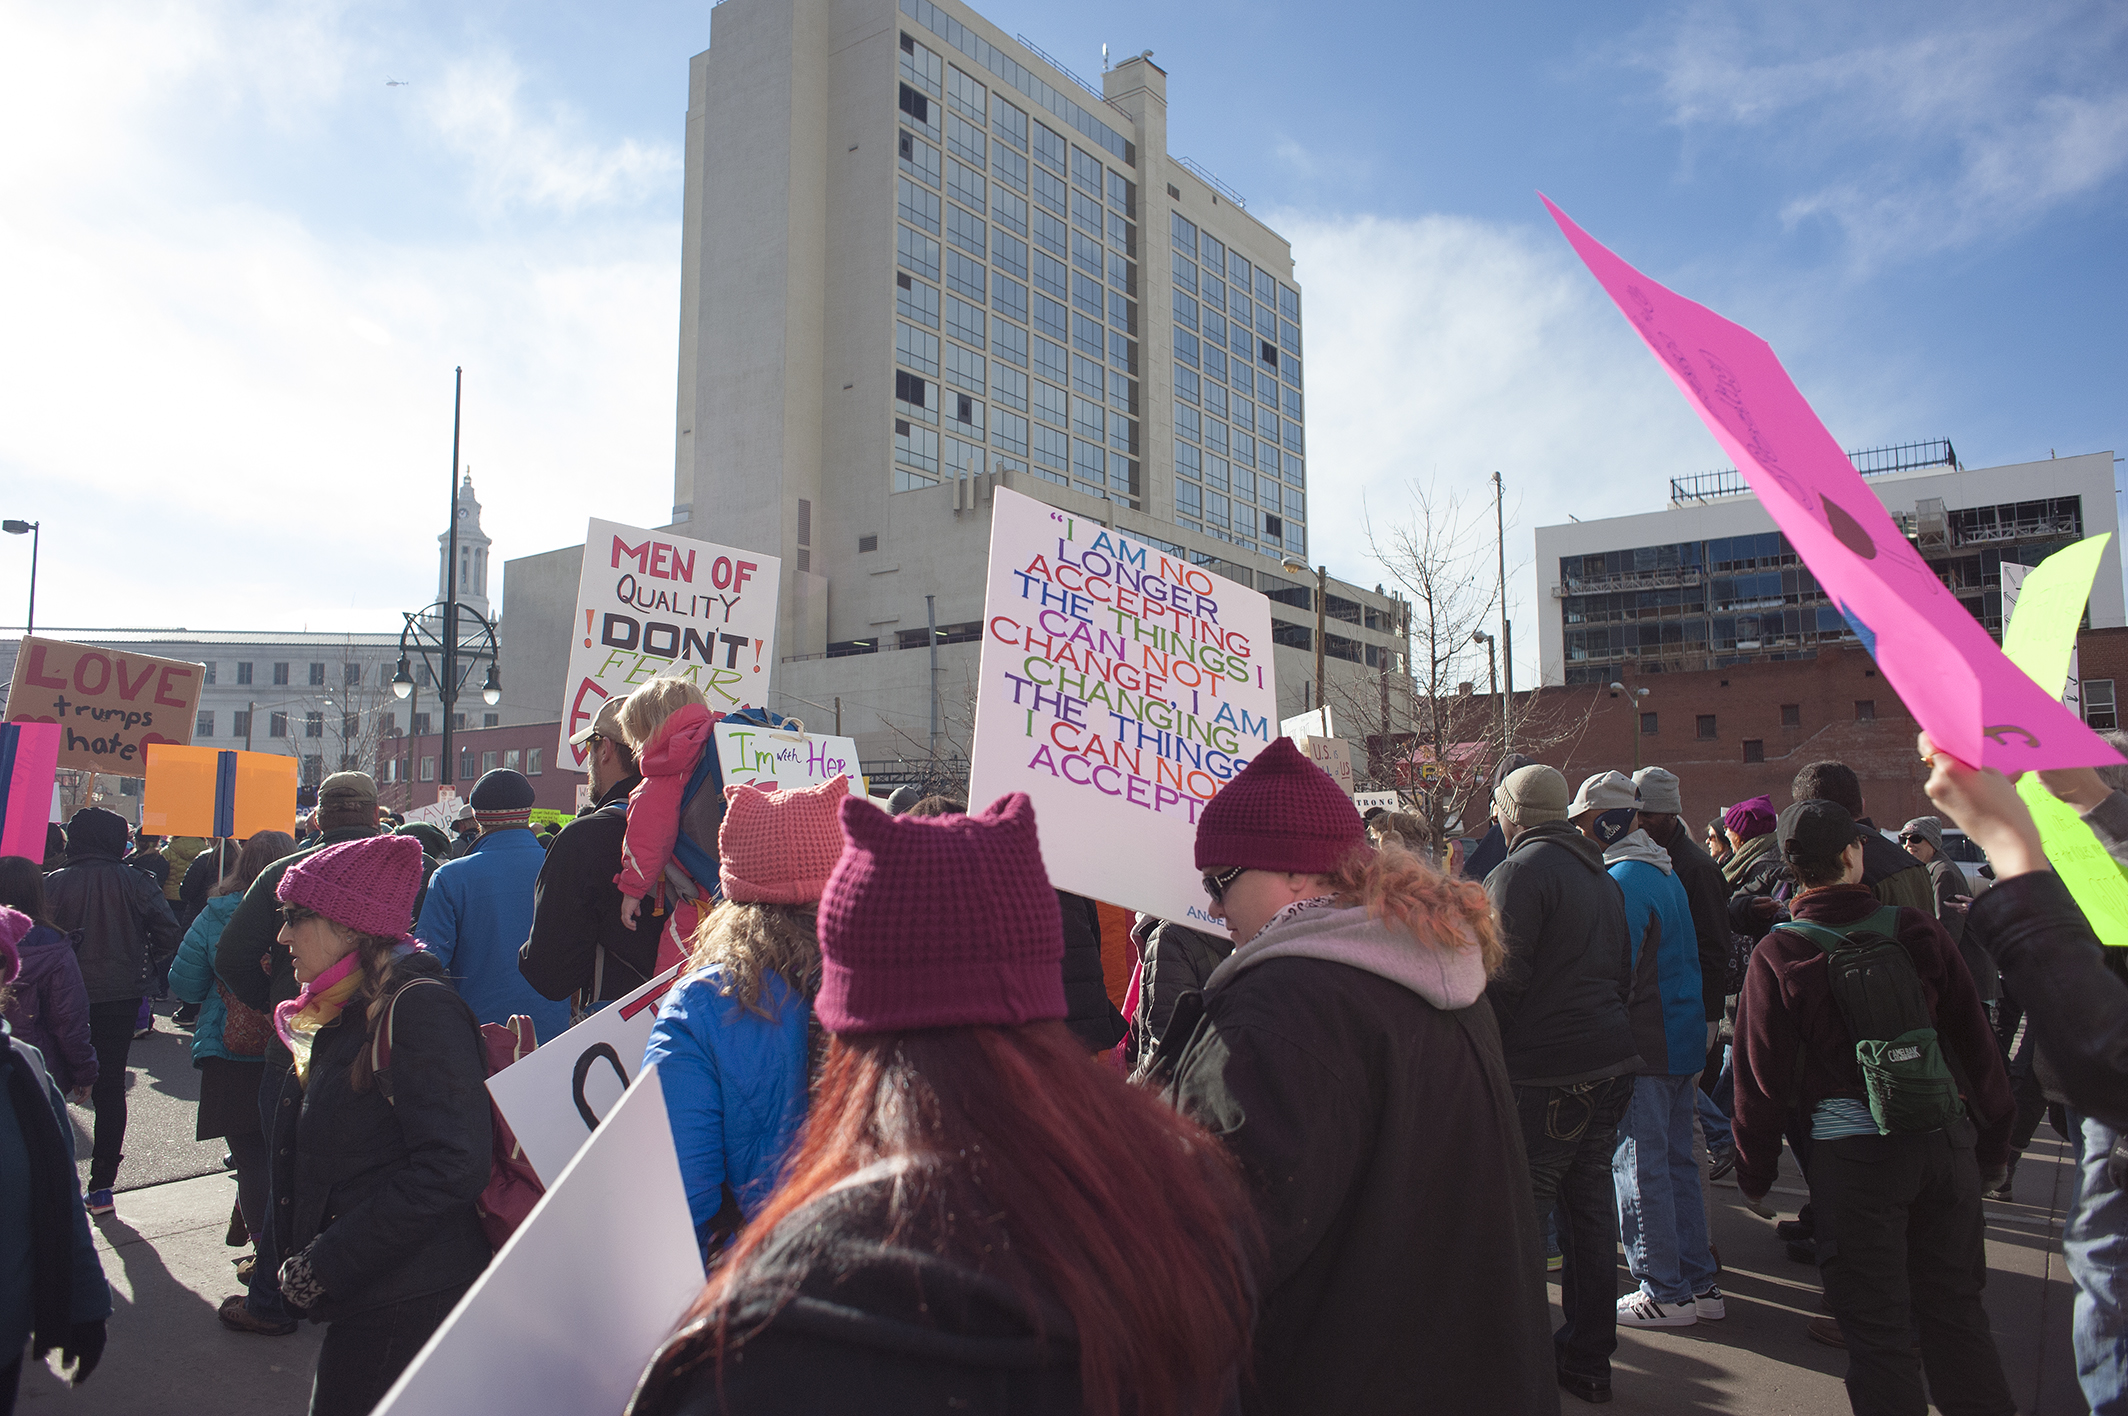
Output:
top-left (1102, 43), bottom-right (1110, 71)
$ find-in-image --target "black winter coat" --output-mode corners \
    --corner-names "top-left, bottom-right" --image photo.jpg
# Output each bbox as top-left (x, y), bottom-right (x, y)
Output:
top-left (628, 1174), bottom-right (1085, 1416)
top-left (269, 954), bottom-right (493, 1323)
top-left (1160, 956), bottom-right (1554, 1415)
top-left (1970, 870), bottom-right (2128, 1132)
top-left (1057, 892), bottom-right (1125, 1052)
top-left (1127, 916), bottom-right (1233, 1065)
top-left (44, 840), bottom-right (181, 1006)
top-left (1647, 816), bottom-right (1735, 1019)
top-left (519, 776), bottom-right (656, 1007)
top-left (1484, 820), bottom-right (1642, 1085)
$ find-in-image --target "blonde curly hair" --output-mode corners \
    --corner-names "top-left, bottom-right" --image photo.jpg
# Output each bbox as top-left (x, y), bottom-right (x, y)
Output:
top-left (1324, 839), bottom-right (1503, 977)
top-left (685, 899), bottom-right (822, 1017)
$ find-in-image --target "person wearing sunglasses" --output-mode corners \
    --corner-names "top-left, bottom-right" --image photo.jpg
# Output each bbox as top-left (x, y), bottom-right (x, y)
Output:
top-left (1150, 737), bottom-right (1553, 1415)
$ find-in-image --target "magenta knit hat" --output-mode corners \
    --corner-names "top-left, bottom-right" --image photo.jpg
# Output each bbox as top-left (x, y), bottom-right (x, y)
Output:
top-left (718, 776), bottom-right (849, 904)
top-left (277, 835), bottom-right (424, 938)
top-left (815, 792), bottom-right (1064, 1034)
top-left (0, 906), bottom-right (27, 985)
top-left (1195, 735), bottom-right (1367, 873)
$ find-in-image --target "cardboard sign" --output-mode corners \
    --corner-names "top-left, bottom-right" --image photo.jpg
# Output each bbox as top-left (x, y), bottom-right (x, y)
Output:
top-left (1292, 736), bottom-right (1355, 798)
top-left (141, 745), bottom-right (299, 838)
top-left (713, 721), bottom-right (865, 796)
top-left (372, 1065), bottom-right (701, 1416)
top-left (1997, 536), bottom-right (2128, 946)
top-left (967, 487), bottom-right (1278, 933)
top-left (558, 519), bottom-right (782, 772)
top-left (0, 722), bottom-right (61, 860)
top-left (5, 635), bottom-right (204, 776)
top-left (1543, 197), bottom-right (2117, 773)
top-left (485, 963), bottom-right (683, 1187)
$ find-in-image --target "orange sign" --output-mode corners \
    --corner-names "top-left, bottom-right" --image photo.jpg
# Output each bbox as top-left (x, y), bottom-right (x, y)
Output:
top-left (142, 745), bottom-right (299, 838)
top-left (6, 635), bottom-right (205, 777)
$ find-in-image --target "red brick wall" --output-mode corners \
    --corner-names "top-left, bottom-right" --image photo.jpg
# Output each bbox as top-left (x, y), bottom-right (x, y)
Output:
top-left (373, 722), bottom-right (580, 813)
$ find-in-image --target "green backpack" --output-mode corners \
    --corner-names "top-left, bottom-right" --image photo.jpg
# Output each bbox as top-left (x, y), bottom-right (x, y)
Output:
top-left (1779, 906), bottom-right (1966, 1136)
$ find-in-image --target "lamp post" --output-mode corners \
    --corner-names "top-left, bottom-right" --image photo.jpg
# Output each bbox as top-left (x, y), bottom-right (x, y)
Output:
top-left (1609, 680), bottom-right (1651, 771)
top-left (392, 602), bottom-right (500, 795)
top-left (2, 520), bottom-right (38, 634)
top-left (1473, 629), bottom-right (1500, 748)
top-left (1282, 555), bottom-right (1327, 725)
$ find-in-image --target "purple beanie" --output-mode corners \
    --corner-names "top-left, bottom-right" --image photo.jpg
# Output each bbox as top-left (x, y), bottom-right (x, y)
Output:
top-left (0, 906), bottom-right (27, 985)
top-left (1195, 736), bottom-right (1367, 873)
top-left (1723, 795), bottom-right (1778, 842)
top-left (277, 835), bottom-right (424, 938)
top-left (815, 792), bottom-right (1064, 1034)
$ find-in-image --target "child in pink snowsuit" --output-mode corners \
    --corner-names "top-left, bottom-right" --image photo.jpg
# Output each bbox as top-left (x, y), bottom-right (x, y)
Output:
top-left (613, 677), bottom-right (717, 976)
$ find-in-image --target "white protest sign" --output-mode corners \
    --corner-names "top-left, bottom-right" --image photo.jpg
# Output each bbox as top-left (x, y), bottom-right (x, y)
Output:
top-left (373, 1066), bottom-right (700, 1416)
top-left (967, 487), bottom-right (1277, 934)
top-left (486, 963), bottom-right (683, 1188)
top-left (402, 791), bottom-right (461, 829)
top-left (1280, 707), bottom-right (1335, 740)
top-left (559, 518), bottom-right (782, 772)
top-left (1353, 790), bottom-right (1404, 816)
top-left (713, 721), bottom-right (865, 795)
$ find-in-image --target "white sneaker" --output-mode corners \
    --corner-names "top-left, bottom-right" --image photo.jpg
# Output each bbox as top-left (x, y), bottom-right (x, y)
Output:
top-left (1617, 1290), bottom-right (1698, 1328)
top-left (1694, 1286), bottom-right (1726, 1320)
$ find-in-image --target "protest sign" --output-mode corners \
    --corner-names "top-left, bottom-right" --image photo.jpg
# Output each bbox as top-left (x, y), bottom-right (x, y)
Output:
top-left (5, 635), bottom-right (204, 776)
top-left (1293, 736), bottom-right (1355, 798)
top-left (1281, 707), bottom-right (1335, 740)
top-left (0, 722), bottom-right (60, 860)
top-left (141, 745), bottom-right (299, 838)
top-left (1543, 197), bottom-right (2116, 774)
top-left (967, 487), bottom-right (1278, 932)
top-left (559, 519), bottom-right (781, 772)
top-left (373, 1066), bottom-right (700, 1416)
top-left (486, 962), bottom-right (683, 1187)
top-left (713, 720), bottom-right (865, 796)
top-left (1353, 790), bottom-right (1404, 816)
top-left (403, 791), bottom-right (462, 829)
top-left (1996, 535), bottom-right (2128, 946)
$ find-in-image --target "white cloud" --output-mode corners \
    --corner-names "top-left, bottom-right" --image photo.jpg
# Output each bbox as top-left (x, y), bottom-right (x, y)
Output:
top-left (1630, 0), bottom-right (2128, 265)
top-left (1275, 209), bottom-right (1720, 689)
top-left (0, 0), bottom-right (682, 635)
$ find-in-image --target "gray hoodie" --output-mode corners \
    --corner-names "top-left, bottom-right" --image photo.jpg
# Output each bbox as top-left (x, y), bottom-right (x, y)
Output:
top-left (1206, 898), bottom-right (1488, 1010)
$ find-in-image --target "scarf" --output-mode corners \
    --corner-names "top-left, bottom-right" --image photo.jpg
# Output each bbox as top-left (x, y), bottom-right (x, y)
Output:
top-left (274, 940), bottom-right (425, 1086)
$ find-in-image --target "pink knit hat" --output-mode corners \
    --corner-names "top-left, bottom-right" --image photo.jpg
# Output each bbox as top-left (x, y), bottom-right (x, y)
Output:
top-left (815, 792), bottom-right (1064, 1034)
top-left (719, 776), bottom-right (850, 904)
top-left (1194, 736), bottom-right (1367, 873)
top-left (0, 905), bottom-right (27, 984)
top-left (277, 835), bottom-right (424, 938)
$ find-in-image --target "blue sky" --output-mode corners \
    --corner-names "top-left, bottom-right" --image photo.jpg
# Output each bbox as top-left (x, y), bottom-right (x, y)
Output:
top-left (3, 0), bottom-right (2122, 690)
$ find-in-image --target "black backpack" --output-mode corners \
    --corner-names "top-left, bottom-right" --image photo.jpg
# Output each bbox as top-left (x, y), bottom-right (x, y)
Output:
top-left (1778, 906), bottom-right (1966, 1136)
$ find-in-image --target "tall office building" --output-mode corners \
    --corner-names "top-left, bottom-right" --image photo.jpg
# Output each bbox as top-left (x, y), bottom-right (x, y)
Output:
top-left (504, 0), bottom-right (1406, 765)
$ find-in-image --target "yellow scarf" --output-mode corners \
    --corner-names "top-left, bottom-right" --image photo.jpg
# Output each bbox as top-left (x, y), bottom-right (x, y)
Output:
top-left (275, 952), bottom-right (366, 1087)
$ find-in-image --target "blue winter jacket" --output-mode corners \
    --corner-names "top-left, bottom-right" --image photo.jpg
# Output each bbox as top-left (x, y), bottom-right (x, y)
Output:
top-left (1607, 833), bottom-right (1707, 1077)
top-left (643, 967), bottom-right (811, 1259)
top-left (415, 829), bottom-right (570, 1042)
top-left (169, 895), bottom-right (256, 1063)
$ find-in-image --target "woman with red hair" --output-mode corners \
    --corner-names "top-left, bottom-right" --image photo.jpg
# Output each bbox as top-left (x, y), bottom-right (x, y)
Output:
top-left (628, 792), bottom-right (1258, 1416)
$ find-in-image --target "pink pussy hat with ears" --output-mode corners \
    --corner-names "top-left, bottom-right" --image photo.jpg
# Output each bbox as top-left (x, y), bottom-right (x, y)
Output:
top-left (277, 834), bottom-right (425, 938)
top-left (717, 775), bottom-right (850, 905)
top-left (814, 792), bottom-right (1065, 1034)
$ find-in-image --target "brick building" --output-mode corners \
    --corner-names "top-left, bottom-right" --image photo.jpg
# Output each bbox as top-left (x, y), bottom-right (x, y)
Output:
top-left (374, 721), bottom-right (581, 815)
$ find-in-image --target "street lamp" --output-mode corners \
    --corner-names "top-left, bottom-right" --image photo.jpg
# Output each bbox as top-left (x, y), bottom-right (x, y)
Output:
top-left (1473, 629), bottom-right (1501, 746)
top-left (395, 602), bottom-right (500, 792)
top-left (2, 519), bottom-right (38, 635)
top-left (1281, 555), bottom-right (1327, 721)
top-left (1609, 680), bottom-right (1651, 771)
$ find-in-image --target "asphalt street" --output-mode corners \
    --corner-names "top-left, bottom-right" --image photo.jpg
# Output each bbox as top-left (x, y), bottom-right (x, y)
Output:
top-left (68, 999), bottom-right (237, 1195)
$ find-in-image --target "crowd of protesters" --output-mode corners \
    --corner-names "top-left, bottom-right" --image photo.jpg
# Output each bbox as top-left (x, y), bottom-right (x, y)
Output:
top-left (3, 670), bottom-right (2127, 1416)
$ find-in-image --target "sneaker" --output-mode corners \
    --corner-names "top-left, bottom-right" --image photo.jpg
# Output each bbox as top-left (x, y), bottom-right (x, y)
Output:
top-left (1708, 1145), bottom-right (1737, 1181)
top-left (84, 1189), bottom-right (114, 1216)
top-left (217, 1295), bottom-right (296, 1337)
top-left (1985, 1181), bottom-right (2015, 1202)
top-left (1775, 1217), bottom-right (1814, 1243)
top-left (1617, 1290), bottom-right (1698, 1328)
top-left (1693, 1286), bottom-right (1726, 1320)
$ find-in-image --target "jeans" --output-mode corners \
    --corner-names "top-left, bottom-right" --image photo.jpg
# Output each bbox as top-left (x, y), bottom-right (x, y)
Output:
top-left (85, 997), bottom-right (142, 1191)
top-left (1614, 1072), bottom-right (1717, 1305)
top-left (1696, 1088), bottom-right (1733, 1153)
top-left (247, 1053), bottom-right (292, 1326)
top-left (1812, 1123), bottom-right (2014, 1416)
top-left (310, 1283), bottom-right (471, 1416)
top-left (1516, 1073), bottom-right (1635, 1381)
top-left (2065, 1111), bottom-right (2128, 1415)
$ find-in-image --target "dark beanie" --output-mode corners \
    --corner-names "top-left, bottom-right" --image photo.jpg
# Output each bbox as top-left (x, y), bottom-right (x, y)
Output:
top-left (469, 769), bottom-right (536, 828)
top-left (1194, 736), bottom-right (1367, 873)
top-left (815, 792), bottom-right (1064, 1034)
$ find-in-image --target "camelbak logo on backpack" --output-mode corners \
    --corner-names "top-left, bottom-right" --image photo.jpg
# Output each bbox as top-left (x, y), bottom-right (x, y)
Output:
top-left (1778, 906), bottom-right (1966, 1137)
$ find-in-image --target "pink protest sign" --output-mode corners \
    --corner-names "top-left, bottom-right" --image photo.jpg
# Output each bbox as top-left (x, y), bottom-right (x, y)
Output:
top-left (0, 721), bottom-right (61, 860)
top-left (1542, 196), bottom-right (2116, 771)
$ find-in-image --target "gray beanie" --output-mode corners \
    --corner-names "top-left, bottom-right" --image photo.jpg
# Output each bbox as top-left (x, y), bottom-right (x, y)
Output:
top-left (1495, 765), bottom-right (1570, 826)
top-left (1633, 766), bottom-right (1682, 816)
top-left (1899, 816), bottom-right (1945, 855)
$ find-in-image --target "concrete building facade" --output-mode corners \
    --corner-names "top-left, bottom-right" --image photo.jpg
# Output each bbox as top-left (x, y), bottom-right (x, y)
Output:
top-left (501, 0), bottom-right (1408, 769)
top-left (1533, 447), bottom-right (2123, 687)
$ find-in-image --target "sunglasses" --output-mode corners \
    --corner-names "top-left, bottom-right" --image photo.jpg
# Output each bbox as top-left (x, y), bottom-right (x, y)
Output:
top-left (278, 905), bottom-right (318, 927)
top-left (1201, 865), bottom-right (1247, 904)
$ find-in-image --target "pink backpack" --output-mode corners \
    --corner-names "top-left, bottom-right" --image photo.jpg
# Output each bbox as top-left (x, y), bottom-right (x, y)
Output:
top-left (373, 978), bottom-right (546, 1249)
